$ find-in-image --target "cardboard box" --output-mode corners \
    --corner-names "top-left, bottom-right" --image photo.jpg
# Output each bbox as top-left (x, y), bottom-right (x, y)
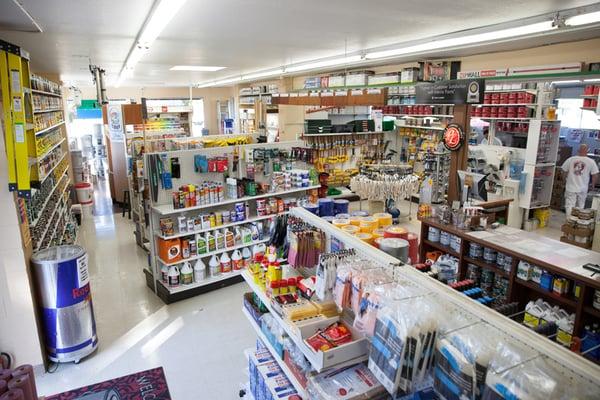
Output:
top-left (561, 224), bottom-right (594, 237)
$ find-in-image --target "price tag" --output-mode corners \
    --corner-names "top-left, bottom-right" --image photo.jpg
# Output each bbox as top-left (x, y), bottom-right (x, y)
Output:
top-left (309, 92), bottom-right (320, 97)
top-left (298, 92), bottom-right (309, 97)
top-left (289, 93), bottom-right (299, 97)
top-left (334, 90), bottom-right (347, 96)
top-left (321, 91), bottom-right (334, 97)
top-left (272, 93), bottom-right (280, 97)
top-left (366, 89), bottom-right (382, 95)
top-left (279, 93), bottom-right (289, 97)
top-left (350, 89), bottom-right (364, 96)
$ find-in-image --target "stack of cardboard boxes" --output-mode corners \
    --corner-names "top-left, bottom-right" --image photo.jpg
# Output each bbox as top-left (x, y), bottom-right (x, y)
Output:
top-left (561, 208), bottom-right (596, 249)
top-left (551, 167), bottom-right (566, 211)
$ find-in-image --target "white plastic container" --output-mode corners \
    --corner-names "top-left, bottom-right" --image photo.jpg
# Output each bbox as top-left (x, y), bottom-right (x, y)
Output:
top-left (74, 182), bottom-right (93, 205)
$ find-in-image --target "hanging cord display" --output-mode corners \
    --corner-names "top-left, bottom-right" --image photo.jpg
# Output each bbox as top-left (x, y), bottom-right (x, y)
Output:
top-left (350, 172), bottom-right (420, 204)
top-left (315, 249), bottom-right (356, 302)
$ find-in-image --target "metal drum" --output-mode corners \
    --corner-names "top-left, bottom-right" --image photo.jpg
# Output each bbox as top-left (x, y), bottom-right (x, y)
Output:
top-left (31, 245), bottom-right (98, 363)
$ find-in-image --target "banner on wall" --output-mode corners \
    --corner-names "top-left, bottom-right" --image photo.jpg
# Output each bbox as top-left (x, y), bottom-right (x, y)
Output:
top-left (416, 78), bottom-right (485, 104)
top-left (457, 62), bottom-right (582, 79)
top-left (107, 104), bottom-right (124, 141)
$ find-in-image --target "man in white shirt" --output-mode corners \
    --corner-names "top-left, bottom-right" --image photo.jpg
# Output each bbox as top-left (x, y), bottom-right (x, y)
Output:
top-left (481, 127), bottom-right (502, 146)
top-left (562, 144), bottom-right (599, 216)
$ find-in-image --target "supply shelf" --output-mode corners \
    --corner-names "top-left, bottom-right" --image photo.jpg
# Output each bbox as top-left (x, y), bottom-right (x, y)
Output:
top-left (157, 238), bottom-right (270, 266)
top-left (158, 269), bottom-right (245, 294)
top-left (35, 121), bottom-right (65, 136)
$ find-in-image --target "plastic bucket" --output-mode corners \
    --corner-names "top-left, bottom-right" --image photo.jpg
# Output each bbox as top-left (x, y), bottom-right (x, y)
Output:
top-left (74, 182), bottom-right (93, 205)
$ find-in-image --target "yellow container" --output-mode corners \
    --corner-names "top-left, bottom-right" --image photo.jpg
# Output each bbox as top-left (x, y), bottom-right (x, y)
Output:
top-left (341, 225), bottom-right (359, 235)
top-left (355, 232), bottom-right (373, 244)
top-left (360, 216), bottom-right (378, 233)
top-left (374, 212), bottom-right (393, 228)
top-left (372, 228), bottom-right (385, 239)
top-left (349, 216), bottom-right (363, 226)
top-left (332, 218), bottom-right (350, 228)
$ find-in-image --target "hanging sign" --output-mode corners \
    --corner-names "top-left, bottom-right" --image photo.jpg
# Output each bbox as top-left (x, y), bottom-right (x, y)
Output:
top-left (107, 104), bottom-right (124, 140)
top-left (416, 78), bottom-right (484, 104)
top-left (443, 123), bottom-right (465, 151)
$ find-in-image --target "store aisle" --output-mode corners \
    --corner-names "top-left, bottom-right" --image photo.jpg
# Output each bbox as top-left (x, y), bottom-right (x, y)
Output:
top-left (35, 186), bottom-right (255, 400)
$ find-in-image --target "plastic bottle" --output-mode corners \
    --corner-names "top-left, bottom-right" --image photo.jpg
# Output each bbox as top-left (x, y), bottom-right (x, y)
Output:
top-left (215, 230), bottom-right (225, 250)
top-left (160, 264), bottom-right (169, 283)
top-left (168, 265), bottom-right (180, 287)
top-left (206, 232), bottom-right (216, 252)
top-left (225, 228), bottom-right (235, 248)
top-left (250, 224), bottom-right (259, 241)
top-left (231, 250), bottom-right (242, 270)
top-left (197, 233), bottom-right (207, 255)
top-left (234, 227), bottom-right (242, 245)
top-left (253, 243), bottom-right (266, 259)
top-left (220, 252), bottom-right (232, 273)
top-left (181, 240), bottom-right (190, 259)
top-left (209, 255), bottom-right (220, 277)
top-left (180, 261), bottom-right (193, 285)
top-left (193, 259), bottom-right (206, 282)
top-left (242, 247), bottom-right (252, 269)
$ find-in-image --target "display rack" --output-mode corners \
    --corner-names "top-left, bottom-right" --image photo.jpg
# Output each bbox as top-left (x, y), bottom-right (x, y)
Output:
top-left (145, 140), bottom-right (318, 303)
top-left (240, 207), bottom-right (600, 399)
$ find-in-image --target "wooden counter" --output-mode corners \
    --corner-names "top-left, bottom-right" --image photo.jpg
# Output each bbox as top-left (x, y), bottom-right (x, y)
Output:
top-left (419, 217), bottom-right (600, 338)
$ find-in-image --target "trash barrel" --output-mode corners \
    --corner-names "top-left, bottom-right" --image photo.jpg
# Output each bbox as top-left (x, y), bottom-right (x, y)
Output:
top-left (31, 245), bottom-right (98, 363)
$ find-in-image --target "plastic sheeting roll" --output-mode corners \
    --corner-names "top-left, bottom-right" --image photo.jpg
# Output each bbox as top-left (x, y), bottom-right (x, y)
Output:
top-left (333, 199), bottom-right (349, 215)
top-left (355, 232), bottom-right (373, 244)
top-left (342, 225), bottom-right (359, 235)
top-left (332, 218), bottom-right (350, 228)
top-left (373, 212), bottom-right (393, 228)
top-left (406, 232), bottom-right (419, 264)
top-left (378, 238), bottom-right (409, 262)
top-left (384, 225), bottom-right (408, 239)
top-left (304, 203), bottom-right (319, 215)
top-left (318, 198), bottom-right (334, 217)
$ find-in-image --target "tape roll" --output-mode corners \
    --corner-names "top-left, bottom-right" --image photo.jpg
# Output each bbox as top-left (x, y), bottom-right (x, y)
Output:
top-left (372, 228), bottom-right (385, 239)
top-left (318, 198), bottom-right (334, 217)
top-left (303, 203), bottom-right (319, 215)
top-left (360, 216), bottom-right (378, 233)
top-left (341, 225), bottom-right (359, 235)
top-left (333, 199), bottom-right (349, 215)
top-left (378, 238), bottom-right (409, 262)
top-left (335, 213), bottom-right (350, 219)
top-left (384, 226), bottom-right (408, 239)
top-left (373, 212), bottom-right (393, 228)
top-left (351, 210), bottom-right (369, 217)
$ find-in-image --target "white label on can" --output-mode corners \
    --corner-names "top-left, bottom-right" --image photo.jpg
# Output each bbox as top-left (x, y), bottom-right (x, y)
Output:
top-left (77, 254), bottom-right (89, 288)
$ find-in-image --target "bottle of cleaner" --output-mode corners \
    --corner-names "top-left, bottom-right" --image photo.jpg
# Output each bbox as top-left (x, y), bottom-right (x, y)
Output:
top-left (181, 240), bottom-right (190, 259)
top-left (231, 250), bottom-right (242, 270)
top-left (197, 233), bottom-right (207, 255)
top-left (209, 255), bottom-right (220, 277)
top-left (215, 230), bottom-right (225, 250)
top-left (206, 232), bottom-right (216, 252)
top-left (242, 247), bottom-right (252, 269)
top-left (168, 265), bottom-right (180, 287)
top-left (225, 228), bottom-right (235, 248)
top-left (250, 224), bottom-right (259, 241)
top-left (220, 252), bottom-right (232, 273)
top-left (193, 259), bottom-right (206, 282)
top-left (180, 261), bottom-right (193, 285)
top-left (161, 264), bottom-right (169, 283)
top-left (234, 227), bottom-right (242, 245)
top-left (253, 243), bottom-right (266, 258)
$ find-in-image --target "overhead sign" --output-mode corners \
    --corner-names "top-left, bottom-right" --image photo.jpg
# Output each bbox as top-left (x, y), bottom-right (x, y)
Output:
top-left (416, 79), bottom-right (484, 105)
top-left (443, 123), bottom-right (465, 151)
top-left (107, 104), bottom-right (124, 140)
top-left (457, 62), bottom-right (582, 79)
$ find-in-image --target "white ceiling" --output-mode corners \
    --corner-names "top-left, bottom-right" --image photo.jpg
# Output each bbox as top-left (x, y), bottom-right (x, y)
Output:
top-left (1, 0), bottom-right (600, 87)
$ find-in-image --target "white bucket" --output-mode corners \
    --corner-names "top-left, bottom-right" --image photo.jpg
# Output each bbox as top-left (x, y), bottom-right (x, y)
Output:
top-left (75, 182), bottom-right (93, 205)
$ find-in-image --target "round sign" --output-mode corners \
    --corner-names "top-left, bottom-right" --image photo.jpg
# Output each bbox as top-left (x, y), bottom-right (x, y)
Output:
top-left (443, 123), bottom-right (465, 151)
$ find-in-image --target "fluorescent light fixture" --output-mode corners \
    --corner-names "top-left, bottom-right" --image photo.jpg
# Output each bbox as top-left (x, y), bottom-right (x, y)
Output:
top-left (566, 11), bottom-right (600, 26)
top-left (138, 0), bottom-right (187, 46)
top-left (170, 65), bottom-right (226, 72)
top-left (583, 78), bottom-right (600, 82)
top-left (242, 68), bottom-right (284, 80)
top-left (550, 80), bottom-right (581, 85)
top-left (214, 77), bottom-right (242, 85)
top-left (285, 55), bottom-right (363, 73)
top-left (126, 45), bottom-right (148, 70)
top-left (366, 21), bottom-right (555, 59)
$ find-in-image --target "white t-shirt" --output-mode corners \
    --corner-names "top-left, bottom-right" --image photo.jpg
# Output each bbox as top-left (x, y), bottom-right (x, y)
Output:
top-left (562, 156), bottom-right (599, 193)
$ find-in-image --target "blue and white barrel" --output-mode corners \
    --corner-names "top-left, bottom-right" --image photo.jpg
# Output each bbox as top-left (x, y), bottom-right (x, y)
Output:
top-left (31, 245), bottom-right (98, 363)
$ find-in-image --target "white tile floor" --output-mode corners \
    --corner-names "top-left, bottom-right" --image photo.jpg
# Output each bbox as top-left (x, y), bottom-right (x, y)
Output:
top-left (34, 184), bottom-right (569, 399)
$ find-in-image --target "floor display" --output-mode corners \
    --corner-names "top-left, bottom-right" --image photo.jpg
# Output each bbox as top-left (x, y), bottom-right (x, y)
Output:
top-left (146, 140), bottom-right (320, 303)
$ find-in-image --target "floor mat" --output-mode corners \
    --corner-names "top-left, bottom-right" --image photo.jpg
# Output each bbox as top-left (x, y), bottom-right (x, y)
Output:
top-left (45, 367), bottom-right (171, 400)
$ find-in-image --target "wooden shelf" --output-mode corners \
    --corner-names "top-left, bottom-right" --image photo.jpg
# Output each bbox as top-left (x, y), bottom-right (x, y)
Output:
top-left (583, 306), bottom-right (600, 319)
top-left (422, 239), bottom-right (460, 257)
top-left (463, 256), bottom-right (510, 277)
top-left (515, 278), bottom-right (578, 308)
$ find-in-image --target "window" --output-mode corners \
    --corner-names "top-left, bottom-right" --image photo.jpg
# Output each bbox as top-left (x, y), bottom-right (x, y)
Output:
top-left (556, 98), bottom-right (600, 129)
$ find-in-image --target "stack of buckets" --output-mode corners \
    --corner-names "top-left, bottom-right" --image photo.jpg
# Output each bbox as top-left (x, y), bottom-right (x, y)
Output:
top-left (304, 200), bottom-right (419, 264)
top-left (74, 182), bottom-right (93, 218)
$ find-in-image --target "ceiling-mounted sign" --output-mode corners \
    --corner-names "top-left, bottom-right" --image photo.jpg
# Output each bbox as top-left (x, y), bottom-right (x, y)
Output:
top-left (457, 63), bottom-right (583, 79)
top-left (416, 78), bottom-right (485, 105)
top-left (443, 123), bottom-right (465, 151)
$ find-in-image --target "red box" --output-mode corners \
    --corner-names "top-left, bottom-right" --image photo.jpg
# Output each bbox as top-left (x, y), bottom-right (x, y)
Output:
top-left (490, 107), bottom-right (498, 118)
top-left (283, 351), bottom-right (309, 389)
